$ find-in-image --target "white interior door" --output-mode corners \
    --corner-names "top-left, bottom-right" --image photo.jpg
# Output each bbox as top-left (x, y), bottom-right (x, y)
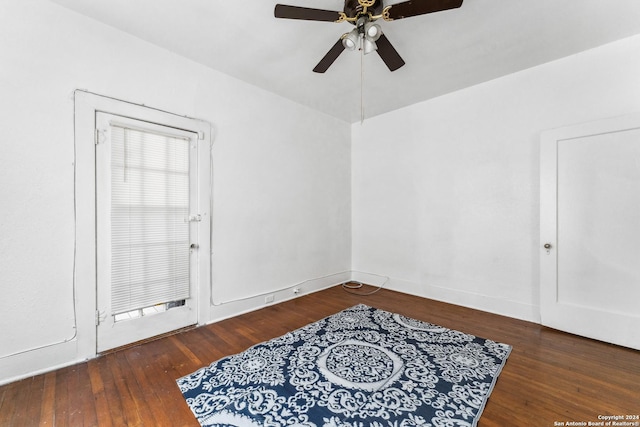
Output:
top-left (96, 112), bottom-right (200, 352)
top-left (540, 114), bottom-right (640, 350)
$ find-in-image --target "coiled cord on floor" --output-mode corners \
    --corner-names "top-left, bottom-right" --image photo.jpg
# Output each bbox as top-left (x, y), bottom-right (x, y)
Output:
top-left (340, 274), bottom-right (389, 296)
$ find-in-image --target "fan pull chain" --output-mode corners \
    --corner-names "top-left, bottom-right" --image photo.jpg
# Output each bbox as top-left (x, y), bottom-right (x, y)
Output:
top-left (360, 34), bottom-right (365, 124)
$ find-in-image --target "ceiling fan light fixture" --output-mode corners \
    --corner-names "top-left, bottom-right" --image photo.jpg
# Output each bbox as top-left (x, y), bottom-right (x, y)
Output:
top-left (364, 22), bottom-right (381, 41)
top-left (342, 29), bottom-right (359, 50)
top-left (362, 38), bottom-right (377, 55)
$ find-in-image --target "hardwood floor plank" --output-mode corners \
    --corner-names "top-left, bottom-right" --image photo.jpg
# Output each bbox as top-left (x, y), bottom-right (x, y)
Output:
top-left (75, 362), bottom-right (99, 427)
top-left (171, 327), bottom-right (222, 370)
top-left (120, 347), bottom-right (174, 426)
top-left (168, 335), bottom-right (206, 373)
top-left (21, 375), bottom-right (45, 424)
top-left (0, 380), bottom-right (20, 425)
top-left (1, 285), bottom-right (638, 426)
top-left (107, 352), bottom-right (144, 426)
top-left (87, 357), bottom-right (114, 427)
top-left (130, 339), bottom-right (197, 424)
top-left (65, 366), bottom-right (82, 426)
top-left (5, 378), bottom-right (33, 424)
top-left (38, 371), bottom-right (57, 426)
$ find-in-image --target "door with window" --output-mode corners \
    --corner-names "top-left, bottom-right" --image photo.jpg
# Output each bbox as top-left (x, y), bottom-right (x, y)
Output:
top-left (95, 112), bottom-right (200, 352)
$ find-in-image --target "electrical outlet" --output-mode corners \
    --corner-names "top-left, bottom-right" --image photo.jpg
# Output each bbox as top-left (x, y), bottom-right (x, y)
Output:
top-left (265, 294), bottom-right (274, 303)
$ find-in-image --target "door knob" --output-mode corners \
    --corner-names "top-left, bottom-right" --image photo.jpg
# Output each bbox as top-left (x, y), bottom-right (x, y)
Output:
top-left (190, 243), bottom-right (199, 250)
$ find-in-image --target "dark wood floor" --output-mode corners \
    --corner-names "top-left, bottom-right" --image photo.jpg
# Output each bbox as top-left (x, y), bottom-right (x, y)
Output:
top-left (1, 285), bottom-right (639, 426)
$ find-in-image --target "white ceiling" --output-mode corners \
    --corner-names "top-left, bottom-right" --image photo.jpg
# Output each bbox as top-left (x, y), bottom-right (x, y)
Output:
top-left (51, 0), bottom-right (640, 123)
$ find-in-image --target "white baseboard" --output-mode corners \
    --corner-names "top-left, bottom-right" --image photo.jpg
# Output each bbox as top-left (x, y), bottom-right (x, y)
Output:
top-left (355, 272), bottom-right (540, 324)
top-left (0, 340), bottom-right (84, 386)
top-left (207, 270), bottom-right (352, 324)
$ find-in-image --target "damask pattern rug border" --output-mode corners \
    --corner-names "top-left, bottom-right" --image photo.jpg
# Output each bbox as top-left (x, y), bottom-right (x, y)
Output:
top-left (177, 304), bottom-right (512, 427)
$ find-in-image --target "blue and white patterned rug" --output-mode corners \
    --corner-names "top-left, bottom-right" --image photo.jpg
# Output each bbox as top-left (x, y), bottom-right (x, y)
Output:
top-left (177, 304), bottom-right (511, 427)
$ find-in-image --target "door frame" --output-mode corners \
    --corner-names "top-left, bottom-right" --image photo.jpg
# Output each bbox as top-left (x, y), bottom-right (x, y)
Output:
top-left (74, 90), bottom-right (212, 359)
top-left (540, 113), bottom-right (640, 350)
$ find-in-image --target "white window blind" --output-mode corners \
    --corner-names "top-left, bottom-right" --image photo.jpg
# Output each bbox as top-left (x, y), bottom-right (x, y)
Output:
top-left (110, 123), bottom-right (191, 315)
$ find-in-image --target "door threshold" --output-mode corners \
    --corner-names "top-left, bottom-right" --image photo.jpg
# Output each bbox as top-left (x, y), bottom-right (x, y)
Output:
top-left (98, 324), bottom-right (197, 356)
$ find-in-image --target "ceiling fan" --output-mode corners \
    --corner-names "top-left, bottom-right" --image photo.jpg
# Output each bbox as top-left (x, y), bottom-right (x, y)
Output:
top-left (274, 0), bottom-right (464, 73)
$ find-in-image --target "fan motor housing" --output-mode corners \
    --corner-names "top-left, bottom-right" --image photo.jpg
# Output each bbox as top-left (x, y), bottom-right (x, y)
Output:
top-left (344, 0), bottom-right (384, 19)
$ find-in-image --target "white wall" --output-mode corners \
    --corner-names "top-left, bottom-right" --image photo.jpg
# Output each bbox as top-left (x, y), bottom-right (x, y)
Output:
top-left (0, 0), bottom-right (351, 384)
top-left (352, 34), bottom-right (640, 322)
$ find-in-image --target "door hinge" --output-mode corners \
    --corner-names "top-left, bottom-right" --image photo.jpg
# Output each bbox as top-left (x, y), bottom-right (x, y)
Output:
top-left (187, 214), bottom-right (202, 222)
top-left (95, 309), bottom-right (107, 326)
top-left (95, 129), bottom-right (106, 145)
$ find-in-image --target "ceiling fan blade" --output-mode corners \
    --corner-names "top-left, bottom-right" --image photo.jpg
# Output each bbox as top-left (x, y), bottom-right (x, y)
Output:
top-left (376, 34), bottom-right (405, 71)
top-left (386, 0), bottom-right (463, 21)
top-left (274, 4), bottom-right (342, 22)
top-left (313, 39), bottom-right (346, 73)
